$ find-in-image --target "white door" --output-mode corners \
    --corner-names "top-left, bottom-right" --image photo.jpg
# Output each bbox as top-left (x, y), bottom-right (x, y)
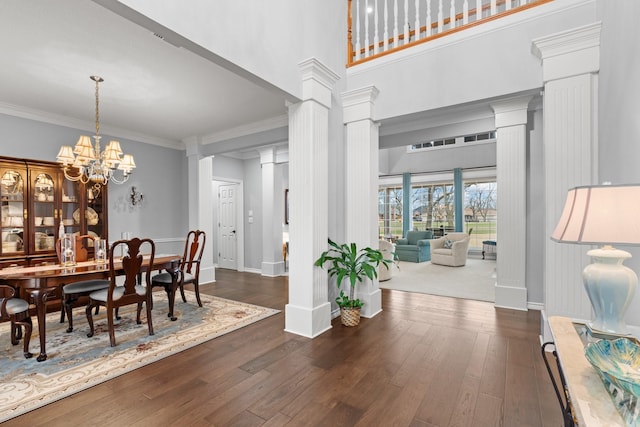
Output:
top-left (218, 183), bottom-right (237, 270)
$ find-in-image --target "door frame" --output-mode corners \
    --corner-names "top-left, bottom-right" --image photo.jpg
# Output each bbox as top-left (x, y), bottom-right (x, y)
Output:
top-left (212, 176), bottom-right (244, 272)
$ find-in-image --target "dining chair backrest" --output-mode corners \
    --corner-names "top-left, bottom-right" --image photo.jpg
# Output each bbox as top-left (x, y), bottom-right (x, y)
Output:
top-left (108, 237), bottom-right (155, 301)
top-left (182, 230), bottom-right (205, 277)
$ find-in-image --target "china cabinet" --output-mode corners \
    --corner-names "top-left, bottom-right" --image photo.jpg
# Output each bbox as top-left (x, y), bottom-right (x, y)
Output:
top-left (0, 156), bottom-right (108, 268)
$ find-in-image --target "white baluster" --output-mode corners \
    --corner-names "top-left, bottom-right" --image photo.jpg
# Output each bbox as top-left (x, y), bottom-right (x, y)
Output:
top-left (506, 0), bottom-right (512, 10)
top-left (414, 0), bottom-right (421, 41)
top-left (476, 0), bottom-right (482, 21)
top-left (404, 0), bottom-right (409, 45)
top-left (449, 0), bottom-right (456, 30)
top-left (437, 0), bottom-right (443, 33)
top-left (393, 0), bottom-right (399, 48)
top-left (384, 0), bottom-right (389, 51)
top-left (364, 0), bottom-right (370, 57)
top-left (374, 0), bottom-right (379, 54)
top-left (355, 0), bottom-right (361, 60)
top-left (463, 0), bottom-right (469, 25)
top-left (491, 0), bottom-right (497, 16)
top-left (426, 0), bottom-right (432, 37)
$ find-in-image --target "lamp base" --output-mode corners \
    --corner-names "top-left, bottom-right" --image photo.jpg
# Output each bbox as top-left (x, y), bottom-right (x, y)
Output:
top-left (585, 322), bottom-right (632, 340)
top-left (583, 246), bottom-right (637, 336)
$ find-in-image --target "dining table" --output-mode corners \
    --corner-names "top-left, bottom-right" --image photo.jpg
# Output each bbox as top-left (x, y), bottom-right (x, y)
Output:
top-left (0, 254), bottom-right (181, 362)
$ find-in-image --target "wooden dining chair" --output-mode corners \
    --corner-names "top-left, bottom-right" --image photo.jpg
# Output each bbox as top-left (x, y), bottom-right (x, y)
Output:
top-left (85, 237), bottom-right (155, 347)
top-left (151, 230), bottom-right (206, 311)
top-left (0, 284), bottom-right (33, 358)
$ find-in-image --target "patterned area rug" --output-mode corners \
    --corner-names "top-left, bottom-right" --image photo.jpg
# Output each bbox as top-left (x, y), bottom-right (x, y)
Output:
top-left (0, 291), bottom-right (279, 422)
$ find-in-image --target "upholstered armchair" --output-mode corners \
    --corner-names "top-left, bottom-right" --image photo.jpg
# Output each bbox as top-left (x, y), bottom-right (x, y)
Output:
top-left (430, 232), bottom-right (470, 267)
top-left (394, 230), bottom-right (433, 263)
top-left (378, 240), bottom-right (395, 281)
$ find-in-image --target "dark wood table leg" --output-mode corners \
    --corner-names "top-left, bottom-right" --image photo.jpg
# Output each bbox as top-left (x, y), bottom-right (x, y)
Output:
top-left (26, 288), bottom-right (55, 362)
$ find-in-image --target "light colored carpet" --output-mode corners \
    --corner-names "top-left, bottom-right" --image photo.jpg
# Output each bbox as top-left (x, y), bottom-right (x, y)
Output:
top-left (0, 291), bottom-right (279, 423)
top-left (379, 257), bottom-right (496, 302)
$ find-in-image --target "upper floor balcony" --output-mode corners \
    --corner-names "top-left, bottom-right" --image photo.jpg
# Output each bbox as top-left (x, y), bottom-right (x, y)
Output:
top-left (348, 0), bottom-right (553, 66)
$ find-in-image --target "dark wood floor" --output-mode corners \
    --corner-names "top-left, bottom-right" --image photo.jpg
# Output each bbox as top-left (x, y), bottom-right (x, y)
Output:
top-left (6, 270), bottom-right (563, 426)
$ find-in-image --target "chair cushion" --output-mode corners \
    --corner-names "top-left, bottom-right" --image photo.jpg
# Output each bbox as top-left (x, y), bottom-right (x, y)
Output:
top-left (151, 272), bottom-right (173, 285)
top-left (152, 272), bottom-right (195, 285)
top-left (1, 297), bottom-right (29, 315)
top-left (406, 231), bottom-right (432, 245)
top-left (443, 239), bottom-right (453, 249)
top-left (63, 279), bottom-right (110, 294)
top-left (90, 285), bottom-right (146, 302)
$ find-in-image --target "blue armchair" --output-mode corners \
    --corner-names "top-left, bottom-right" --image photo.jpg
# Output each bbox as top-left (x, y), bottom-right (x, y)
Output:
top-left (394, 230), bottom-right (433, 262)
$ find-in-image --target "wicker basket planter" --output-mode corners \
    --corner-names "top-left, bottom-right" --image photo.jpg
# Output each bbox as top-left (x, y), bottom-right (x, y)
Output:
top-left (340, 307), bottom-right (361, 327)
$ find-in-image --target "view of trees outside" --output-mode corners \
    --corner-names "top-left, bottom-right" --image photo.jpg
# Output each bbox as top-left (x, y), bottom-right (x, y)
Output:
top-left (378, 179), bottom-right (497, 250)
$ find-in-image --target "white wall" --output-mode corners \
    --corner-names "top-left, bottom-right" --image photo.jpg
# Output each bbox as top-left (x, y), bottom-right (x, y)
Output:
top-left (596, 0), bottom-right (640, 327)
top-left (118, 0), bottom-right (348, 100)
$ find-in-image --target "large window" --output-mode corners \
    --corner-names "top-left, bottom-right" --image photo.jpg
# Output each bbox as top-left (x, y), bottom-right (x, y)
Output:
top-left (378, 171), bottom-right (497, 250)
top-left (411, 182), bottom-right (455, 232)
top-left (464, 180), bottom-right (497, 249)
top-left (378, 185), bottom-right (403, 239)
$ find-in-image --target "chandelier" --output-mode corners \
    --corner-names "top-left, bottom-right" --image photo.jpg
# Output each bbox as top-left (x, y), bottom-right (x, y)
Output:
top-left (56, 75), bottom-right (135, 196)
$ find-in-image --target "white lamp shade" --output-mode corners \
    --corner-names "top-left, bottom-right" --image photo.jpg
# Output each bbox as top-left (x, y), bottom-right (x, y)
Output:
top-left (105, 140), bottom-right (123, 155)
top-left (73, 135), bottom-right (93, 154)
top-left (551, 184), bottom-right (640, 246)
top-left (118, 154), bottom-right (136, 172)
top-left (56, 145), bottom-right (76, 165)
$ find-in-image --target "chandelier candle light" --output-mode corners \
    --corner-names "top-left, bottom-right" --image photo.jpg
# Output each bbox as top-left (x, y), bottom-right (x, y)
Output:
top-left (56, 76), bottom-right (135, 196)
top-left (551, 184), bottom-right (640, 336)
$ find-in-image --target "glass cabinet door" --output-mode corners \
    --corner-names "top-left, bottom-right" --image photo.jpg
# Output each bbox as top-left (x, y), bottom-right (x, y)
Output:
top-left (0, 168), bottom-right (26, 256)
top-left (60, 179), bottom-right (80, 236)
top-left (86, 185), bottom-right (105, 240)
top-left (32, 172), bottom-right (56, 253)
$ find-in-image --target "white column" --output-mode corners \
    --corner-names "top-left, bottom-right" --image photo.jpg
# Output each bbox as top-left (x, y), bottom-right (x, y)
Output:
top-left (342, 86), bottom-right (381, 318)
top-left (491, 96), bottom-right (531, 311)
top-left (259, 147), bottom-right (284, 276)
top-left (532, 23), bottom-right (601, 340)
top-left (184, 138), bottom-right (215, 284)
top-left (285, 58), bottom-right (339, 338)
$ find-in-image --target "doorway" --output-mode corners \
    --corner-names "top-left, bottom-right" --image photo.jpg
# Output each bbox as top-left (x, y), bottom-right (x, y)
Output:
top-left (218, 183), bottom-right (238, 270)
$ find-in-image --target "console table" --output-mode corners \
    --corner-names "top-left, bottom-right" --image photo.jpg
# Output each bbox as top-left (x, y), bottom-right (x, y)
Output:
top-left (548, 316), bottom-right (625, 426)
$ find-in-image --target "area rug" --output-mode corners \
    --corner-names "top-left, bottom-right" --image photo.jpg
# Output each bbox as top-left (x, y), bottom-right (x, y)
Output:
top-left (379, 257), bottom-right (496, 302)
top-left (0, 291), bottom-right (279, 422)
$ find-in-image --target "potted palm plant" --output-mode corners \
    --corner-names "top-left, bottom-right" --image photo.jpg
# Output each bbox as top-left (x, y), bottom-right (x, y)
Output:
top-left (315, 238), bottom-right (391, 326)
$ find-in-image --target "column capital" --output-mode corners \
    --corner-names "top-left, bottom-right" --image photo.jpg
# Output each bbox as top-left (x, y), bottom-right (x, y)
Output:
top-left (532, 22), bottom-right (601, 82)
top-left (183, 136), bottom-right (202, 158)
top-left (299, 58), bottom-right (340, 109)
top-left (491, 96), bottom-right (532, 128)
top-left (259, 146), bottom-right (276, 164)
top-left (341, 86), bottom-right (379, 124)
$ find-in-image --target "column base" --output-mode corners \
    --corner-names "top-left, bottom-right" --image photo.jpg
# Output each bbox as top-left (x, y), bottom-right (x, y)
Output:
top-left (284, 301), bottom-right (332, 338)
top-left (495, 283), bottom-right (527, 311)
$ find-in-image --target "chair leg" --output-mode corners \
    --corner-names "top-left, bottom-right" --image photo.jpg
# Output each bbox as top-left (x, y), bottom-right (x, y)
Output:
top-left (193, 281), bottom-right (202, 307)
top-left (14, 318), bottom-right (33, 359)
top-left (10, 322), bottom-right (21, 345)
top-left (86, 303), bottom-right (96, 338)
top-left (64, 297), bottom-right (75, 333)
top-left (136, 302), bottom-right (143, 324)
top-left (179, 283), bottom-right (187, 303)
top-left (146, 298), bottom-right (154, 336)
top-left (107, 306), bottom-right (116, 347)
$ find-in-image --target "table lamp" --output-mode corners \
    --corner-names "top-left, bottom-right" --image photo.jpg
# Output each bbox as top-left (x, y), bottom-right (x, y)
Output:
top-left (551, 184), bottom-right (640, 336)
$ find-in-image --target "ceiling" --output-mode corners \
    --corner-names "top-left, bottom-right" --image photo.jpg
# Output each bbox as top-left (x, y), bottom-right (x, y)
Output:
top-left (0, 0), bottom-right (291, 152)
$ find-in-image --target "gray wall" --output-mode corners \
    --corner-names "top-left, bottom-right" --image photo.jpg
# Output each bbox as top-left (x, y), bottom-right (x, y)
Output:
top-left (0, 113), bottom-right (188, 255)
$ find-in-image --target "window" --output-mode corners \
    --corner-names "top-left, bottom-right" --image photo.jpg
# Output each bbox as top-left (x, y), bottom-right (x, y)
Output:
top-left (464, 180), bottom-right (497, 249)
top-left (408, 131), bottom-right (496, 153)
top-left (378, 185), bottom-right (403, 239)
top-left (411, 182), bottom-right (455, 233)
